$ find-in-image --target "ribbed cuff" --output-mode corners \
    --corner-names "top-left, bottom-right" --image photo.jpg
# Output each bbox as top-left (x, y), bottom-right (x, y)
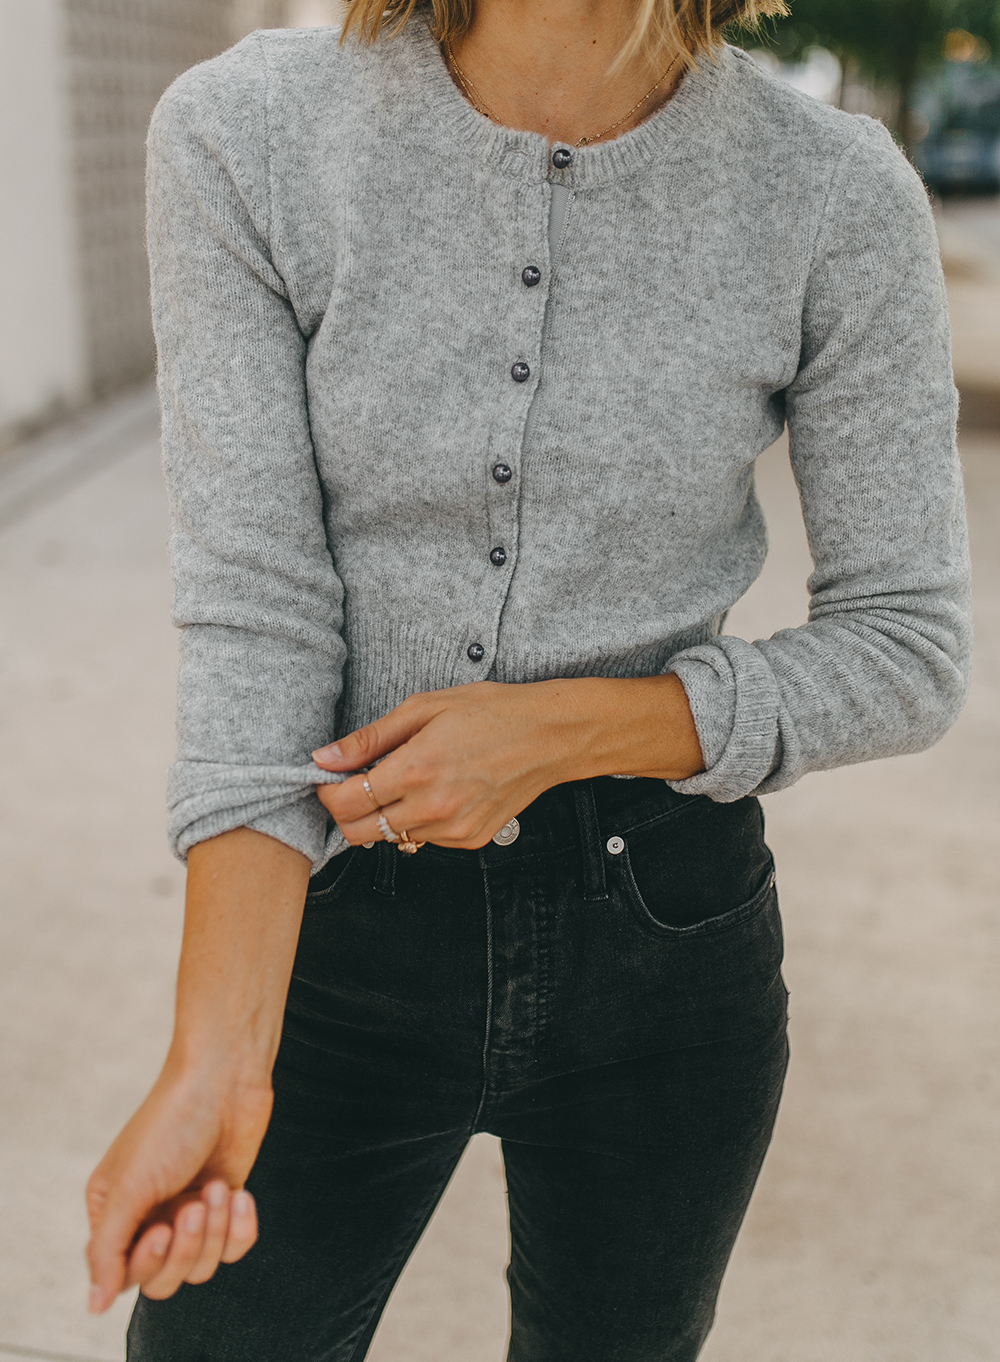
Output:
top-left (665, 637), bottom-right (781, 802)
top-left (168, 760), bottom-right (351, 871)
top-left (246, 802), bottom-right (349, 871)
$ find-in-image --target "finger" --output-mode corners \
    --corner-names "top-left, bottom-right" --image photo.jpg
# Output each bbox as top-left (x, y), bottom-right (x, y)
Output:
top-left (220, 1190), bottom-right (258, 1264)
top-left (320, 802), bottom-right (393, 846)
top-left (318, 779), bottom-right (373, 828)
top-left (141, 1199), bottom-right (207, 1301)
top-left (335, 798), bottom-right (467, 849)
top-left (320, 766), bottom-right (404, 826)
top-left (87, 1186), bottom-right (149, 1313)
top-left (312, 698), bottom-right (432, 771)
top-left (124, 1223), bottom-right (173, 1289)
top-left (326, 785), bottom-right (445, 846)
top-left (185, 1181), bottom-right (232, 1285)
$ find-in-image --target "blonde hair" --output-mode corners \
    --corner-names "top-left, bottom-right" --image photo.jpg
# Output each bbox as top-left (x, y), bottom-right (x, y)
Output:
top-left (340, 0), bottom-right (789, 66)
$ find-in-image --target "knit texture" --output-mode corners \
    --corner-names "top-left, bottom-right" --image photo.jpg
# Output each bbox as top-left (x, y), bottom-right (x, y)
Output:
top-left (147, 24), bottom-right (972, 870)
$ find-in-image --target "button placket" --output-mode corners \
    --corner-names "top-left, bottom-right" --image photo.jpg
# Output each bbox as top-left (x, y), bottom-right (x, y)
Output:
top-left (485, 435), bottom-right (520, 599)
top-left (468, 185), bottom-right (550, 673)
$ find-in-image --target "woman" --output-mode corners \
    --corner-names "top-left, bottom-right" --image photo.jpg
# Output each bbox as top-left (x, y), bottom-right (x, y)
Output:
top-left (86, 0), bottom-right (972, 1357)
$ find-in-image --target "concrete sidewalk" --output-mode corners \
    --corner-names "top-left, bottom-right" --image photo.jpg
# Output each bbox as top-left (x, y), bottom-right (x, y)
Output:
top-left (0, 407), bottom-right (997, 1361)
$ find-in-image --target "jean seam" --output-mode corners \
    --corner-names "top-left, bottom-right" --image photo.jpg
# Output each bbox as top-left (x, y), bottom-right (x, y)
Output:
top-left (373, 841), bottom-right (396, 897)
top-left (605, 795), bottom-right (713, 843)
top-left (471, 853), bottom-right (495, 1131)
top-left (572, 781), bottom-right (609, 901)
top-left (532, 877), bottom-right (552, 1052)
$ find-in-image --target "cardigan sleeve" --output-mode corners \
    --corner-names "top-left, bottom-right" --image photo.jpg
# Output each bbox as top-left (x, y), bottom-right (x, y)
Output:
top-left (665, 117), bottom-right (972, 801)
top-left (148, 40), bottom-right (349, 869)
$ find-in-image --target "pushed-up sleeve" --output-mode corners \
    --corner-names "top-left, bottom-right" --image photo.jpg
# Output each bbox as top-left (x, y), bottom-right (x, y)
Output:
top-left (666, 118), bottom-right (972, 801)
top-left (147, 41), bottom-right (348, 869)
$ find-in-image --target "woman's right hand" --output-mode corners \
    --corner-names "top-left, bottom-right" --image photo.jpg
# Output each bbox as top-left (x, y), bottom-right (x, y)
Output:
top-left (85, 1057), bottom-right (273, 1311)
top-left (85, 827), bottom-right (313, 1313)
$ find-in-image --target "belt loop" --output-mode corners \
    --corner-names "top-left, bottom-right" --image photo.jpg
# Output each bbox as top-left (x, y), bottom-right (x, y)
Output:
top-left (373, 840), bottom-right (396, 897)
top-left (572, 781), bottom-right (608, 902)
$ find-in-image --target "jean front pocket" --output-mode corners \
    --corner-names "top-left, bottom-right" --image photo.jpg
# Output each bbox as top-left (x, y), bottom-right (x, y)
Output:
top-left (620, 844), bottom-right (775, 940)
top-left (609, 796), bottom-right (775, 939)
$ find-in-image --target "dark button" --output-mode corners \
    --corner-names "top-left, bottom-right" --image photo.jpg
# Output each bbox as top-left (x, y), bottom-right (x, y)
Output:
top-left (552, 147), bottom-right (573, 169)
top-left (511, 361), bottom-right (531, 383)
top-left (489, 547), bottom-right (507, 566)
top-left (492, 463), bottom-right (513, 484)
top-left (521, 265), bottom-right (541, 287)
top-left (467, 643), bottom-right (486, 662)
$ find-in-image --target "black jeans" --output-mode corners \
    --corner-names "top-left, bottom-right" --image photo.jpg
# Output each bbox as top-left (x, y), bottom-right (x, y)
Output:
top-left (129, 777), bottom-right (788, 1362)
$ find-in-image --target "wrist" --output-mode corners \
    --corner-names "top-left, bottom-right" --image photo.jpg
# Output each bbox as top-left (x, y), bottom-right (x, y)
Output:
top-left (165, 1023), bottom-right (279, 1090)
top-left (542, 675), bottom-right (704, 783)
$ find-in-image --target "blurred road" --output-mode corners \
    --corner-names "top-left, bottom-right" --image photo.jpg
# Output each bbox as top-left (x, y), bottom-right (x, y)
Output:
top-left (0, 209), bottom-right (998, 1359)
top-left (937, 197), bottom-right (1000, 421)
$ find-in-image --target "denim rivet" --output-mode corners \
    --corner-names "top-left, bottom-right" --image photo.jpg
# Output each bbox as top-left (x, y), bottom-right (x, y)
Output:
top-left (493, 818), bottom-right (520, 847)
top-left (606, 836), bottom-right (625, 855)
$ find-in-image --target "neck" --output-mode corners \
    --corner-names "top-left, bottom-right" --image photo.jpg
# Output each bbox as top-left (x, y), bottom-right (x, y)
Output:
top-left (447, 1), bottom-right (683, 146)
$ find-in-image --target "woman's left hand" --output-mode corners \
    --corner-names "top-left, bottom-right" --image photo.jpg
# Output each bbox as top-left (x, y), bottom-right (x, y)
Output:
top-left (313, 676), bottom-right (703, 849)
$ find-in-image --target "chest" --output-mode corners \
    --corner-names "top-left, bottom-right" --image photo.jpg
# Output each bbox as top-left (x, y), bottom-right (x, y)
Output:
top-left (275, 138), bottom-right (810, 505)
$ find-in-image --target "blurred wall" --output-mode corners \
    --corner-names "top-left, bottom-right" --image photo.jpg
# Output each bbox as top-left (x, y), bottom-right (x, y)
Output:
top-left (0, 0), bottom-right (87, 443)
top-left (2, 1), bottom-right (347, 452)
top-left (233, 1), bottom-right (343, 37)
top-left (0, 0), bottom-right (288, 451)
top-left (62, 1), bottom-right (234, 405)
top-left (0, 0), bottom-right (349, 451)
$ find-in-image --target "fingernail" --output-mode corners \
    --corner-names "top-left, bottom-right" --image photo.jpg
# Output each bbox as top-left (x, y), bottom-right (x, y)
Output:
top-left (232, 1191), bottom-right (253, 1217)
top-left (206, 1182), bottom-right (228, 1208)
top-left (312, 743), bottom-right (342, 763)
top-left (88, 1285), bottom-right (107, 1314)
top-left (183, 1201), bottom-right (206, 1234)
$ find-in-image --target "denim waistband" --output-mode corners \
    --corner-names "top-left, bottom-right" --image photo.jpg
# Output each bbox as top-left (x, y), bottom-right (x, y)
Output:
top-left (374, 776), bottom-right (713, 902)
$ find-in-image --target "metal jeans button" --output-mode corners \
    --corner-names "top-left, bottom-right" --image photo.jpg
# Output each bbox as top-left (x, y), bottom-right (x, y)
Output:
top-left (493, 818), bottom-right (520, 847)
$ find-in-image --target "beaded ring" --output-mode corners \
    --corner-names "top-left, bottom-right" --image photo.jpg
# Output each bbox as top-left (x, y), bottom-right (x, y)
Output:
top-left (377, 812), bottom-right (399, 843)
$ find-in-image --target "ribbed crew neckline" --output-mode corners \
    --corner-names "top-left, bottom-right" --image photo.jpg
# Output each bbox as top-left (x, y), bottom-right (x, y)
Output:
top-left (404, 20), bottom-right (726, 187)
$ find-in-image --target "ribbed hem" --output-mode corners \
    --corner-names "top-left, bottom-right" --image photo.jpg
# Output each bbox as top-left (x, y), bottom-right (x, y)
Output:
top-left (338, 611), bottom-right (471, 738)
top-left (338, 611), bottom-right (726, 738)
top-left (666, 637), bottom-right (780, 802)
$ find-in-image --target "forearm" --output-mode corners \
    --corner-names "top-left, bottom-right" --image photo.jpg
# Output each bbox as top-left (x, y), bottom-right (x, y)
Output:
top-left (542, 673), bottom-right (705, 785)
top-left (168, 828), bottom-right (312, 1083)
top-left (314, 673), bottom-right (704, 850)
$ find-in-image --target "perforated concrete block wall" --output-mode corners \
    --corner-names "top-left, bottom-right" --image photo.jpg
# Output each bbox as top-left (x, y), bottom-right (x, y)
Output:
top-left (62, 1), bottom-right (233, 398)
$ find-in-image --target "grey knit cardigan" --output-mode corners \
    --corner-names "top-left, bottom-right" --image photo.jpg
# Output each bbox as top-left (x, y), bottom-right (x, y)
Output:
top-left (146, 22), bottom-right (972, 870)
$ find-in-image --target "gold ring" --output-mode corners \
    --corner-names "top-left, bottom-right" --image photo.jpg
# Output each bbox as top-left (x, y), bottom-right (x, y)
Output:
top-left (377, 812), bottom-right (399, 843)
top-left (397, 830), bottom-right (425, 855)
top-left (362, 776), bottom-right (381, 812)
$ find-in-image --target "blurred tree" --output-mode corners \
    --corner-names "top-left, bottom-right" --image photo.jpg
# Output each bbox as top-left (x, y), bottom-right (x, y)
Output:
top-left (729, 0), bottom-right (1000, 147)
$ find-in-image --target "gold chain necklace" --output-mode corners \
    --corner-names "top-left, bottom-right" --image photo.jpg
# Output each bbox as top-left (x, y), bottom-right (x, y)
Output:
top-left (444, 43), bottom-right (681, 148)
